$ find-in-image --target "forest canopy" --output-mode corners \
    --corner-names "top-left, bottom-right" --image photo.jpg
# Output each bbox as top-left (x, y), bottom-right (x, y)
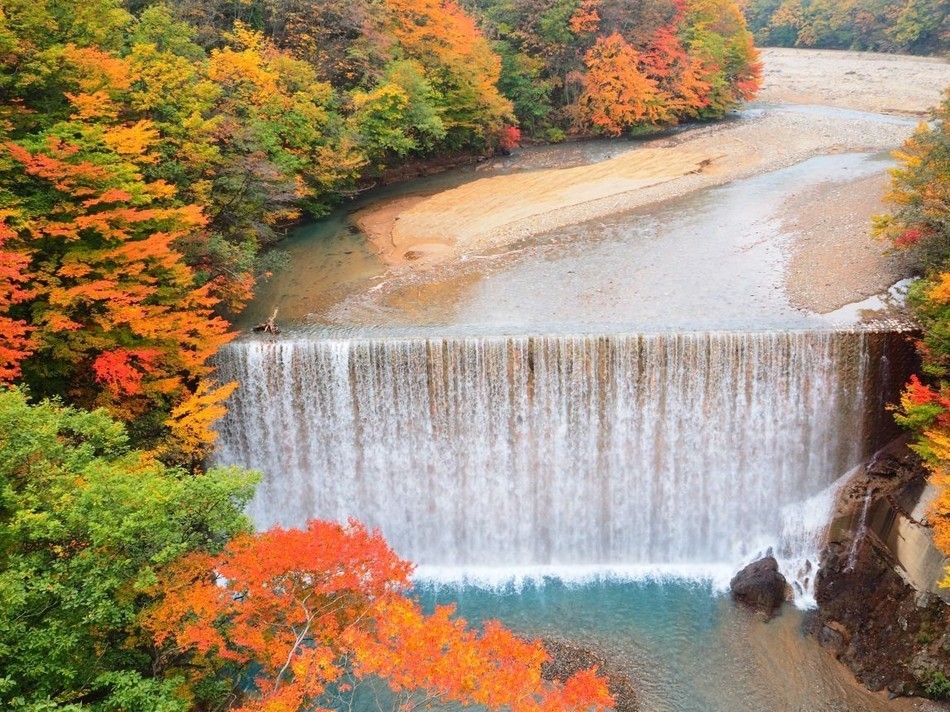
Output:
top-left (742, 0), bottom-right (949, 54)
top-left (0, 0), bottom-right (761, 449)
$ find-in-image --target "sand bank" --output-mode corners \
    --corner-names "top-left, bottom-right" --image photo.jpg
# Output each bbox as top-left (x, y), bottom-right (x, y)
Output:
top-left (352, 48), bottom-right (948, 312)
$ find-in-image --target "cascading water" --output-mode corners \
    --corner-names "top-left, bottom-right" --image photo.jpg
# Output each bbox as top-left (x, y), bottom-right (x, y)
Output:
top-left (845, 485), bottom-right (875, 573)
top-left (213, 328), bottom-right (899, 588)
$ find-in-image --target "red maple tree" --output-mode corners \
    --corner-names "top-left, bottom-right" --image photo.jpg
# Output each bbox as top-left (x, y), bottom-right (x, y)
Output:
top-left (143, 519), bottom-right (615, 712)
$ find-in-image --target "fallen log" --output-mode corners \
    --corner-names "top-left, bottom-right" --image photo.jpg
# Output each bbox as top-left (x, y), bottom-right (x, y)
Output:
top-left (252, 308), bottom-right (280, 335)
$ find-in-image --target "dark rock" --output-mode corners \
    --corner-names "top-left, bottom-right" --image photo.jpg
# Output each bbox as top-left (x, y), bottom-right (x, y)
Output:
top-left (814, 533), bottom-right (950, 696)
top-left (541, 639), bottom-right (640, 712)
top-left (730, 555), bottom-right (788, 619)
top-left (866, 453), bottom-right (901, 478)
top-left (814, 445), bottom-right (950, 699)
top-left (818, 622), bottom-right (847, 653)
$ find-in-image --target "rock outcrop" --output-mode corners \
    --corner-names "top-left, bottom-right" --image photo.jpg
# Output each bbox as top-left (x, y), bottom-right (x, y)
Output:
top-left (814, 445), bottom-right (950, 698)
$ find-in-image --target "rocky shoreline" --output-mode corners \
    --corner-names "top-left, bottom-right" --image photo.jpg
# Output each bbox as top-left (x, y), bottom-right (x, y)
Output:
top-left (813, 444), bottom-right (950, 702)
top-left (537, 443), bottom-right (950, 710)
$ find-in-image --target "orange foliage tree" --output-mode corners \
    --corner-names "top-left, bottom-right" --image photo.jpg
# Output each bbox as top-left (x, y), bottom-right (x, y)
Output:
top-left (144, 519), bottom-right (614, 712)
top-left (0, 137), bottom-right (234, 465)
top-left (578, 32), bottom-right (668, 135)
top-left (534, 0), bottom-right (760, 136)
top-left (681, 0), bottom-right (762, 116)
top-left (0, 218), bottom-right (34, 380)
top-left (639, 9), bottom-right (713, 119)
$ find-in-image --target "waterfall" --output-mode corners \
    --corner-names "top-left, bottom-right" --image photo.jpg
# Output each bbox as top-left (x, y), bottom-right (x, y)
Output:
top-left (213, 330), bottom-right (902, 579)
top-left (845, 486), bottom-right (875, 573)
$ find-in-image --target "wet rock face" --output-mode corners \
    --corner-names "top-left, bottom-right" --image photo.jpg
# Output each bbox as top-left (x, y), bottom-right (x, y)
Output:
top-left (814, 448), bottom-right (950, 698)
top-left (730, 555), bottom-right (789, 620)
top-left (814, 535), bottom-right (950, 695)
top-left (541, 639), bottom-right (640, 712)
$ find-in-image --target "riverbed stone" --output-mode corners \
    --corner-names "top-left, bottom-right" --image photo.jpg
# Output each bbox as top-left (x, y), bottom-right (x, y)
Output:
top-left (541, 639), bottom-right (639, 712)
top-left (729, 555), bottom-right (788, 619)
top-left (818, 622), bottom-right (848, 653)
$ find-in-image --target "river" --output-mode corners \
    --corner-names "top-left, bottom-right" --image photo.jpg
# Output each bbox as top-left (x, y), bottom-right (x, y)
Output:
top-left (214, 102), bottom-right (926, 709)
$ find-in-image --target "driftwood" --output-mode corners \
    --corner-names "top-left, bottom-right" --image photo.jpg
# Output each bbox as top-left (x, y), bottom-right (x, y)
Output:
top-left (253, 308), bottom-right (280, 335)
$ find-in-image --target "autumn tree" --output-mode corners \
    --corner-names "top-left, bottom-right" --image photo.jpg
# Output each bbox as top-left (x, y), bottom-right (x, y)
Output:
top-left (620, 0), bottom-right (711, 120)
top-left (880, 88), bottom-right (950, 574)
top-left (144, 519), bottom-right (615, 712)
top-left (381, 0), bottom-right (517, 151)
top-left (0, 219), bottom-right (33, 380)
top-left (744, 0), bottom-right (949, 54)
top-left (874, 89), bottom-right (950, 270)
top-left (2, 1), bottom-right (372, 316)
top-left (578, 32), bottom-right (668, 134)
top-left (0, 387), bottom-right (258, 709)
top-left (0, 0), bottom-right (133, 137)
top-left (477, 0), bottom-right (759, 137)
top-left (125, 15), bottom-right (367, 309)
top-left (259, 0), bottom-right (390, 89)
top-left (680, 0), bottom-right (762, 117)
top-left (887, 0), bottom-right (950, 55)
top-left (0, 136), bottom-right (235, 464)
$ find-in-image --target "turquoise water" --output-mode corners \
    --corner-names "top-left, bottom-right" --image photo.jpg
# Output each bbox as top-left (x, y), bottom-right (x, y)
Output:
top-left (419, 577), bottom-right (725, 711)
top-left (415, 577), bottom-right (911, 712)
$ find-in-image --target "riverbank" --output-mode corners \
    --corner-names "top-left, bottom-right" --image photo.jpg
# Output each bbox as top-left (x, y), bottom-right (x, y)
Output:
top-left (815, 441), bottom-right (950, 708)
top-left (352, 48), bottom-right (947, 314)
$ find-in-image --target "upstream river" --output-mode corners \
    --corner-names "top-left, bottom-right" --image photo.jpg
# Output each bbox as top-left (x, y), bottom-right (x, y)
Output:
top-left (241, 105), bottom-right (917, 337)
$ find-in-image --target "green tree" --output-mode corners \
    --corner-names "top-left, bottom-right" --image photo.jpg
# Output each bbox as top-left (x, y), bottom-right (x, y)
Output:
top-left (350, 60), bottom-right (447, 164)
top-left (494, 46), bottom-right (556, 137)
top-left (0, 387), bottom-right (258, 709)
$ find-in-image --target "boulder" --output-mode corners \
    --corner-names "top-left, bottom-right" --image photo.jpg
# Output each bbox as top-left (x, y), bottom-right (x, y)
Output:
top-left (730, 555), bottom-right (788, 619)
